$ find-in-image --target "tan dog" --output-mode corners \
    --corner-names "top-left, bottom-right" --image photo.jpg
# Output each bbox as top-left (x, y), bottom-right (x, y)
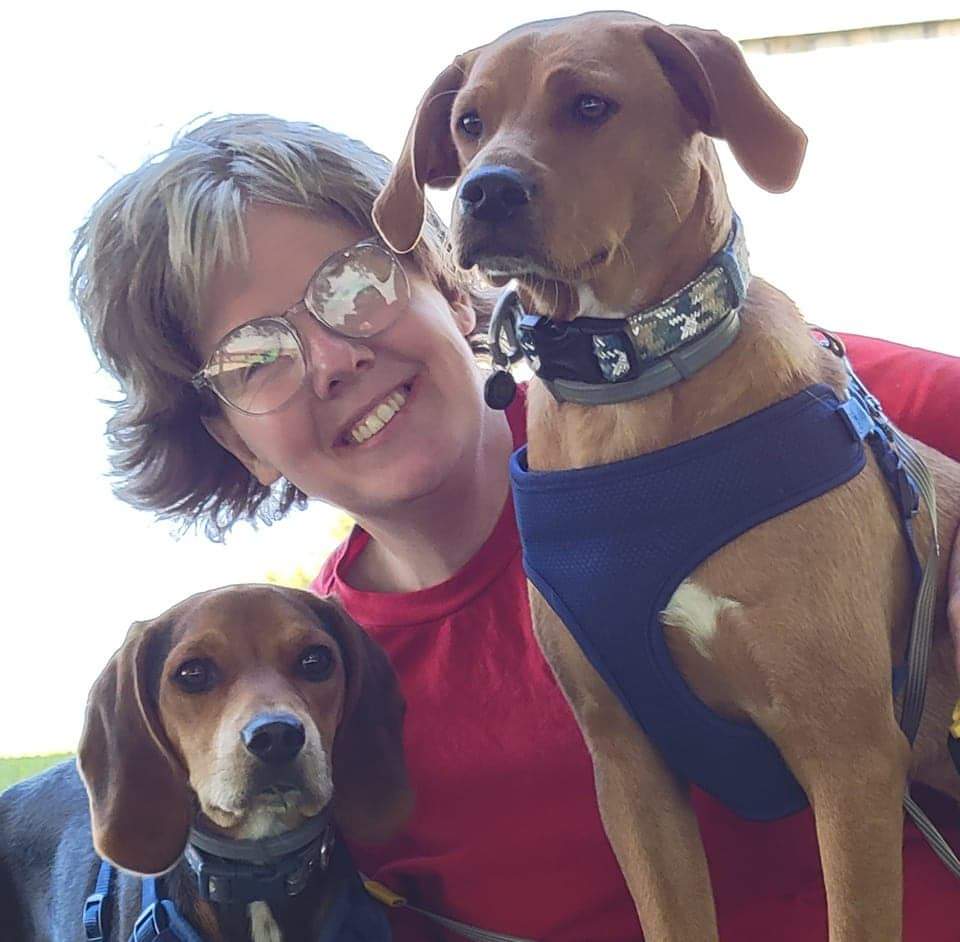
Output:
top-left (373, 12), bottom-right (960, 941)
top-left (0, 585), bottom-right (410, 942)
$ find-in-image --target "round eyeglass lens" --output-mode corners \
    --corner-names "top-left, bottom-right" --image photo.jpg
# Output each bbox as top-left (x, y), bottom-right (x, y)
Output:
top-left (304, 243), bottom-right (409, 338)
top-left (210, 320), bottom-right (305, 414)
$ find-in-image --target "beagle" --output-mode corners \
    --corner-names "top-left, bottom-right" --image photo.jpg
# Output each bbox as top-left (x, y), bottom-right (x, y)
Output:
top-left (0, 585), bottom-right (411, 942)
top-left (374, 12), bottom-right (960, 941)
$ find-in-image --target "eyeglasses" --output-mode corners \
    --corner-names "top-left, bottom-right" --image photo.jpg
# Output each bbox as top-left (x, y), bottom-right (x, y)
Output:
top-left (193, 240), bottom-right (409, 415)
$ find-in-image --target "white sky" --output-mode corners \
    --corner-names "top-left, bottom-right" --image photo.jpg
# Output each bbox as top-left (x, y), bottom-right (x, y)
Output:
top-left (2, 2), bottom-right (958, 756)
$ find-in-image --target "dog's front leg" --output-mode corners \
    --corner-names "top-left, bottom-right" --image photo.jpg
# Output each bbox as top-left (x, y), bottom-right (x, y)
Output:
top-left (529, 587), bottom-right (719, 941)
top-left (771, 690), bottom-right (911, 941)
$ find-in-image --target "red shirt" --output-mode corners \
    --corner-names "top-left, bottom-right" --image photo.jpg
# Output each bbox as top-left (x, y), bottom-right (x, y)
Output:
top-left (314, 334), bottom-right (960, 941)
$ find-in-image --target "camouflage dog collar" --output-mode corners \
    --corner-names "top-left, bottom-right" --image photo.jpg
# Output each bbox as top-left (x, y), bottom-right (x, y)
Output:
top-left (488, 215), bottom-right (750, 407)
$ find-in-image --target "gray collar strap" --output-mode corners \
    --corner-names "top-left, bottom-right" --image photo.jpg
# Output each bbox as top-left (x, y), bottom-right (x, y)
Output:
top-left (184, 808), bottom-right (335, 904)
top-left (487, 215), bottom-right (750, 406)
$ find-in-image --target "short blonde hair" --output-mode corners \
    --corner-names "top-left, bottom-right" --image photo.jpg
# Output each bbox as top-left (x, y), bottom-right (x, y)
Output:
top-left (72, 114), bottom-right (487, 538)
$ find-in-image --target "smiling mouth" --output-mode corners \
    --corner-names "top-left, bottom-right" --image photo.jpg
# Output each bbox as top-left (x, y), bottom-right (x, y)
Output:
top-left (339, 380), bottom-right (414, 447)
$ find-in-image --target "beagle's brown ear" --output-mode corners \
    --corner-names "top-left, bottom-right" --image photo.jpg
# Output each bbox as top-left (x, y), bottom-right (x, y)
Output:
top-left (294, 592), bottom-right (413, 843)
top-left (372, 58), bottom-right (468, 254)
top-left (77, 618), bottom-right (192, 875)
top-left (645, 24), bottom-right (807, 192)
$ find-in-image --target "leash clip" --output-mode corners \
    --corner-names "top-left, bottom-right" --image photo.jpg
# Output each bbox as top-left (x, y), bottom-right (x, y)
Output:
top-left (484, 288), bottom-right (525, 410)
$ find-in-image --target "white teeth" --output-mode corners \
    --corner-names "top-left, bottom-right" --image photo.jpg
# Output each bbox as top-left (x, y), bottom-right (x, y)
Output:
top-left (348, 387), bottom-right (409, 444)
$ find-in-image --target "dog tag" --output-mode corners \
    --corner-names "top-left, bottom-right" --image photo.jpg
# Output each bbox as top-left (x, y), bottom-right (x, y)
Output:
top-left (484, 369), bottom-right (517, 410)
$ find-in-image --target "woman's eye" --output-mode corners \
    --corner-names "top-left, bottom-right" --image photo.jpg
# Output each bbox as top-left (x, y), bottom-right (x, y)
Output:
top-left (298, 645), bottom-right (335, 682)
top-left (173, 658), bottom-right (217, 694)
top-left (457, 111), bottom-right (483, 139)
top-left (574, 94), bottom-right (616, 124)
top-left (239, 348), bottom-right (279, 380)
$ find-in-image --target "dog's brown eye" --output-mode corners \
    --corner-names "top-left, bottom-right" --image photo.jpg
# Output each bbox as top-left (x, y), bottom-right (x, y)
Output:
top-left (298, 645), bottom-right (335, 682)
top-left (574, 94), bottom-right (615, 124)
top-left (173, 658), bottom-right (216, 694)
top-left (457, 111), bottom-right (483, 139)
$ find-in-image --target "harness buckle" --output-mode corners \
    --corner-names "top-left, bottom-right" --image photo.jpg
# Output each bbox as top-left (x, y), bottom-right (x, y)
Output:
top-left (132, 901), bottom-right (170, 941)
top-left (82, 892), bottom-right (108, 942)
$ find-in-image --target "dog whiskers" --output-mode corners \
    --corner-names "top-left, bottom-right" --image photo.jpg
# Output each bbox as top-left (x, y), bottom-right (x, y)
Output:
top-left (618, 241), bottom-right (640, 283)
top-left (661, 185), bottom-right (682, 224)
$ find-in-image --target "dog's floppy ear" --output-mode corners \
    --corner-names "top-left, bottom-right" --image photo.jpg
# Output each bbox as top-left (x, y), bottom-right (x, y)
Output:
top-left (645, 24), bottom-right (807, 193)
top-left (292, 591), bottom-right (413, 843)
top-left (372, 58), bottom-right (468, 254)
top-left (77, 617), bottom-right (192, 875)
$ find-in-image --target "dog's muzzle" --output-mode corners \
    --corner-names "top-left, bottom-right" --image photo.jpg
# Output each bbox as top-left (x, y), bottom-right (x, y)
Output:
top-left (456, 165), bottom-right (545, 271)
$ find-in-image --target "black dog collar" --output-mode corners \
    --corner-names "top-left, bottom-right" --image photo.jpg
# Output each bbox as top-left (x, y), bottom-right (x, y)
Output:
top-left (184, 808), bottom-right (335, 905)
top-left (485, 216), bottom-right (750, 408)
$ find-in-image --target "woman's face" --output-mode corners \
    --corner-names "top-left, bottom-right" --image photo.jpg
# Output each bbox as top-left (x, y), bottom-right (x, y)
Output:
top-left (199, 203), bottom-right (484, 517)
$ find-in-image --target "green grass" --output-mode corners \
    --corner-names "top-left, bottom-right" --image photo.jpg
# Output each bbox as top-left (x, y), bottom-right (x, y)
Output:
top-left (0, 753), bottom-right (73, 792)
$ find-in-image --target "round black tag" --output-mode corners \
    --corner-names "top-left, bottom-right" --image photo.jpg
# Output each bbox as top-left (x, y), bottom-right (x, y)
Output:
top-left (484, 370), bottom-right (517, 411)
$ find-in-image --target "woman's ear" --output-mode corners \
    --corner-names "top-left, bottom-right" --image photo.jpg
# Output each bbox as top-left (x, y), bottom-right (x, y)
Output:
top-left (433, 273), bottom-right (477, 337)
top-left (201, 413), bottom-right (282, 486)
top-left (449, 290), bottom-right (477, 337)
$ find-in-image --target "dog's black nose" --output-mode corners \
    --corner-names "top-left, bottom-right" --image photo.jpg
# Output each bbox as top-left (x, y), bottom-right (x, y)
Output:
top-left (242, 713), bottom-right (306, 765)
top-left (458, 166), bottom-right (533, 223)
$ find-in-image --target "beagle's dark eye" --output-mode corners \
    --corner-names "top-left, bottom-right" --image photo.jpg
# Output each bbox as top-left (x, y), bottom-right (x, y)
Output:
top-left (457, 111), bottom-right (483, 139)
top-left (574, 94), bottom-right (617, 124)
top-left (298, 645), bottom-right (335, 682)
top-left (173, 658), bottom-right (216, 694)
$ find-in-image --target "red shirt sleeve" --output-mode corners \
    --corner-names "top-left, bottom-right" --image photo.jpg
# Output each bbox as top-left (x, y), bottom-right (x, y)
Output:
top-left (840, 333), bottom-right (960, 461)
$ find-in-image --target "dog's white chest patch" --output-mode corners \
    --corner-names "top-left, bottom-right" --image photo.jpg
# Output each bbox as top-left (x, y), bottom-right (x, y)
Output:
top-left (660, 580), bottom-right (742, 657)
top-left (576, 283), bottom-right (619, 317)
top-left (249, 901), bottom-right (284, 942)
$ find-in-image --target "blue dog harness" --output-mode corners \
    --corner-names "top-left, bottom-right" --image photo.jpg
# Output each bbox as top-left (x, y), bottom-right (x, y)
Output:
top-left (83, 861), bottom-right (206, 942)
top-left (82, 837), bottom-right (392, 942)
top-left (490, 212), bottom-right (959, 867)
top-left (510, 379), bottom-right (920, 821)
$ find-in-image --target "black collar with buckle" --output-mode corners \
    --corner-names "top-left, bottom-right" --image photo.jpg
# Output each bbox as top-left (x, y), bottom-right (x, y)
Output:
top-left (183, 807), bottom-right (335, 905)
top-left (484, 215), bottom-right (750, 409)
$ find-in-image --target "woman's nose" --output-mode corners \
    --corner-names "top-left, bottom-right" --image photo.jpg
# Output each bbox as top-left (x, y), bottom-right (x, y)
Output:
top-left (298, 317), bottom-right (375, 399)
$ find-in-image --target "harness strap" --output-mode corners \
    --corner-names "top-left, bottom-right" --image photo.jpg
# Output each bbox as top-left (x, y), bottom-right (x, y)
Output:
top-left (904, 793), bottom-right (960, 877)
top-left (828, 333), bottom-right (960, 878)
top-left (887, 422), bottom-right (940, 743)
top-left (363, 878), bottom-right (539, 942)
top-left (83, 863), bottom-right (207, 942)
top-left (83, 859), bottom-right (115, 942)
top-left (130, 878), bottom-right (207, 942)
top-left (887, 430), bottom-right (960, 877)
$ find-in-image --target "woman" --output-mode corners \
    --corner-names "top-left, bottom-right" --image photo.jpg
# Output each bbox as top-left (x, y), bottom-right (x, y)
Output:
top-left (73, 114), bottom-right (960, 941)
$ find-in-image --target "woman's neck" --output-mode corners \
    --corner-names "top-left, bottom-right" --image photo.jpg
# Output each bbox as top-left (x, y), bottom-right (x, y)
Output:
top-left (345, 399), bottom-right (515, 593)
